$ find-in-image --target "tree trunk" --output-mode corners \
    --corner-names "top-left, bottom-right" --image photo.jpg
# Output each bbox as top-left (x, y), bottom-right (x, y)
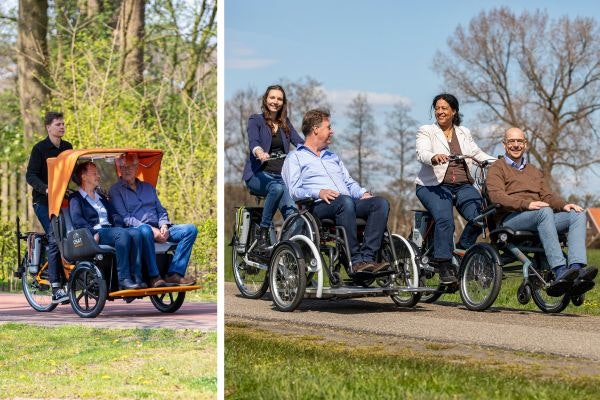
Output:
top-left (118, 0), bottom-right (145, 87)
top-left (17, 0), bottom-right (49, 144)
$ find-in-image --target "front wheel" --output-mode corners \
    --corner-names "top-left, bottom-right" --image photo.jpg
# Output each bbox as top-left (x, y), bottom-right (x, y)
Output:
top-left (21, 258), bottom-right (57, 312)
top-left (269, 242), bottom-right (306, 312)
top-left (68, 262), bottom-right (107, 318)
top-left (151, 291), bottom-right (186, 313)
top-left (459, 244), bottom-right (502, 311)
top-left (530, 269), bottom-right (570, 313)
top-left (231, 233), bottom-right (269, 299)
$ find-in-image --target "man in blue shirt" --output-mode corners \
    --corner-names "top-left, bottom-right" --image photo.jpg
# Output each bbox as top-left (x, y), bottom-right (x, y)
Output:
top-left (282, 109), bottom-right (390, 273)
top-left (109, 154), bottom-right (197, 286)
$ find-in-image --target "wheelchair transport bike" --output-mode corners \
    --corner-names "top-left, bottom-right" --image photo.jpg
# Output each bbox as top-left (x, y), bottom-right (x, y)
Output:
top-left (232, 195), bottom-right (428, 312)
top-left (14, 148), bottom-right (200, 318)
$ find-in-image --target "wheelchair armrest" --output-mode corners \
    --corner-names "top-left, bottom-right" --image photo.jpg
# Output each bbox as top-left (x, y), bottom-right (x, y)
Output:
top-left (296, 198), bottom-right (315, 208)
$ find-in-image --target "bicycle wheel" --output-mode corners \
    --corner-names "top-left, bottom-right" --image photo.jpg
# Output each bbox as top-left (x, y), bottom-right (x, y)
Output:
top-left (231, 229), bottom-right (269, 299)
top-left (384, 234), bottom-right (421, 307)
top-left (21, 258), bottom-right (57, 312)
top-left (269, 242), bottom-right (306, 312)
top-left (459, 243), bottom-right (502, 311)
top-left (68, 262), bottom-right (107, 318)
top-left (151, 291), bottom-right (186, 313)
top-left (408, 232), bottom-right (442, 303)
top-left (530, 268), bottom-right (570, 313)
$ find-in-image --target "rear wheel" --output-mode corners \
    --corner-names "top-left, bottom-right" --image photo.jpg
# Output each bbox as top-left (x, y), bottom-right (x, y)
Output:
top-left (459, 244), bottom-right (502, 311)
top-left (151, 291), bottom-right (186, 313)
top-left (232, 230), bottom-right (269, 299)
top-left (384, 235), bottom-right (421, 308)
top-left (21, 258), bottom-right (57, 312)
top-left (68, 262), bottom-right (107, 318)
top-left (269, 242), bottom-right (306, 312)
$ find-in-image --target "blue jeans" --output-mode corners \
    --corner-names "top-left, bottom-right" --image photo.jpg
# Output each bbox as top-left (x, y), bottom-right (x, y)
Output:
top-left (166, 224), bottom-right (198, 276)
top-left (34, 202), bottom-right (62, 286)
top-left (501, 208), bottom-right (587, 268)
top-left (245, 171), bottom-right (296, 228)
top-left (97, 227), bottom-right (137, 282)
top-left (311, 195), bottom-right (389, 264)
top-left (416, 183), bottom-right (483, 260)
top-left (133, 224), bottom-right (160, 278)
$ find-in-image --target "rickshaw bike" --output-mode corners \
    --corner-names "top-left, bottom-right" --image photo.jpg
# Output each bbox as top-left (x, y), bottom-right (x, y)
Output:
top-left (14, 149), bottom-right (200, 318)
top-left (232, 198), bottom-right (428, 312)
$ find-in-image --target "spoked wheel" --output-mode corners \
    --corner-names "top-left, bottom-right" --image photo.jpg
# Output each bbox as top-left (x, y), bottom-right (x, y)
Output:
top-left (151, 291), bottom-right (186, 313)
top-left (459, 244), bottom-right (502, 311)
top-left (269, 242), bottom-right (306, 312)
top-left (21, 258), bottom-right (57, 312)
top-left (68, 262), bottom-right (107, 318)
top-left (231, 233), bottom-right (269, 299)
top-left (530, 269), bottom-right (570, 313)
top-left (384, 234), bottom-right (421, 308)
top-left (419, 267), bottom-right (443, 303)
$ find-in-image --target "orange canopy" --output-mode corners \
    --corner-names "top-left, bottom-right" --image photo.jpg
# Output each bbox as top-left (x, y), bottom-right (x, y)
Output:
top-left (47, 148), bottom-right (163, 217)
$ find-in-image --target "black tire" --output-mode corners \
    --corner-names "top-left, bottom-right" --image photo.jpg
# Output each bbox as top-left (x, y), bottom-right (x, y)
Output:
top-left (151, 291), bottom-right (186, 313)
top-left (459, 244), bottom-right (502, 311)
top-left (419, 269), bottom-right (443, 303)
top-left (68, 262), bottom-right (107, 318)
top-left (530, 269), bottom-right (570, 313)
top-left (231, 232), bottom-right (269, 299)
top-left (269, 242), bottom-right (306, 312)
top-left (21, 257), bottom-right (57, 312)
top-left (384, 235), bottom-right (421, 308)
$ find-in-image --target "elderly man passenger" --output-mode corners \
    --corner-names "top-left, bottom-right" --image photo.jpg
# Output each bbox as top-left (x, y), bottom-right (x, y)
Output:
top-left (108, 154), bottom-right (197, 286)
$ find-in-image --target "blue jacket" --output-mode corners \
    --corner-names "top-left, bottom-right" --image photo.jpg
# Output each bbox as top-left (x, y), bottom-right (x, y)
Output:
top-left (69, 191), bottom-right (124, 235)
top-left (242, 114), bottom-right (303, 181)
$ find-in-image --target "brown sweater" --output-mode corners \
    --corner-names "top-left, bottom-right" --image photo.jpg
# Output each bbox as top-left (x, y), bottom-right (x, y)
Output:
top-left (486, 160), bottom-right (567, 224)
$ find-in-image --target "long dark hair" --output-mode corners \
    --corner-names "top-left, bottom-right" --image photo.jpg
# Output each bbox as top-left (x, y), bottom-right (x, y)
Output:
top-left (431, 93), bottom-right (462, 126)
top-left (261, 84), bottom-right (290, 136)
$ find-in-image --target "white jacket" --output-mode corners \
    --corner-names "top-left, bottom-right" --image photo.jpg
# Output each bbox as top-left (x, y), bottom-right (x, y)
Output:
top-left (415, 123), bottom-right (494, 186)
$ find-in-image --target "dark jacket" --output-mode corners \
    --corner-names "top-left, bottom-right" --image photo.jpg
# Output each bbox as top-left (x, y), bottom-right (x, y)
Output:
top-left (26, 136), bottom-right (73, 206)
top-left (241, 114), bottom-right (303, 181)
top-left (69, 191), bottom-right (124, 235)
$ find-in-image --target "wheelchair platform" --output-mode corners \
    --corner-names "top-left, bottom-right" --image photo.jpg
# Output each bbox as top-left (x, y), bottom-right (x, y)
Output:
top-left (108, 285), bottom-right (201, 298)
top-left (304, 286), bottom-right (438, 299)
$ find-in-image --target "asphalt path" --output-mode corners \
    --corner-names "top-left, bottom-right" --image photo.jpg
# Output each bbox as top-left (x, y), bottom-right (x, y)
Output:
top-left (0, 293), bottom-right (216, 330)
top-left (225, 282), bottom-right (600, 360)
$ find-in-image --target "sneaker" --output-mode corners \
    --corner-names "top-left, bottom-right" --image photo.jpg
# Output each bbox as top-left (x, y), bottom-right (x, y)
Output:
top-left (165, 273), bottom-right (196, 286)
top-left (51, 288), bottom-right (69, 304)
top-left (370, 261), bottom-right (391, 273)
top-left (438, 262), bottom-right (457, 285)
top-left (353, 261), bottom-right (374, 273)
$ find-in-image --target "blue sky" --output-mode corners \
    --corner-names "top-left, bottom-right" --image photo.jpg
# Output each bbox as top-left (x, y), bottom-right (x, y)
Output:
top-left (224, 0), bottom-right (600, 193)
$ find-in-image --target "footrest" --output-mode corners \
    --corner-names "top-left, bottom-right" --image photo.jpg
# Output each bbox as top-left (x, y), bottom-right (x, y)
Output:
top-left (109, 285), bottom-right (201, 298)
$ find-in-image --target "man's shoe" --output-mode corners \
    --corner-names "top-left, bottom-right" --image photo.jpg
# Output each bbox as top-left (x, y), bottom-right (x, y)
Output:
top-left (119, 278), bottom-right (141, 290)
top-left (577, 266), bottom-right (598, 281)
top-left (569, 278), bottom-right (595, 296)
top-left (438, 263), bottom-right (457, 285)
top-left (353, 261), bottom-right (374, 273)
top-left (546, 267), bottom-right (579, 297)
top-left (149, 276), bottom-right (167, 288)
top-left (51, 288), bottom-right (69, 304)
top-left (165, 273), bottom-right (196, 286)
top-left (134, 277), bottom-right (148, 289)
top-left (371, 261), bottom-right (391, 273)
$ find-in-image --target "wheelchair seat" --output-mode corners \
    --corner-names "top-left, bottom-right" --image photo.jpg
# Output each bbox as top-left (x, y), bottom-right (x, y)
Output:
top-left (320, 218), bottom-right (367, 228)
top-left (490, 226), bottom-right (567, 244)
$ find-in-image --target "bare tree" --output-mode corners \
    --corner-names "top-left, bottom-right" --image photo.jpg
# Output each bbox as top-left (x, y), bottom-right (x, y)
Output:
top-left (224, 86), bottom-right (259, 181)
top-left (384, 101), bottom-right (418, 233)
top-left (280, 76), bottom-right (331, 128)
top-left (17, 0), bottom-right (48, 144)
top-left (342, 93), bottom-right (377, 187)
top-left (435, 7), bottom-right (600, 190)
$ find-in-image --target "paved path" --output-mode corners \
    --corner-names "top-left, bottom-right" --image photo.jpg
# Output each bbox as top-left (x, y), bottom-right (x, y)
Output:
top-left (0, 293), bottom-right (216, 330)
top-left (225, 282), bottom-right (600, 360)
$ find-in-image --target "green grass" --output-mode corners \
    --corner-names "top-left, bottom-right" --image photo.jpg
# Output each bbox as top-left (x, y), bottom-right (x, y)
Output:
top-left (225, 324), bottom-right (600, 399)
top-left (0, 324), bottom-right (216, 399)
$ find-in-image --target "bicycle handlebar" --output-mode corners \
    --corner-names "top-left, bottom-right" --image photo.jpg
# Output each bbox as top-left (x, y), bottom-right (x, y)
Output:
top-left (448, 155), bottom-right (494, 168)
top-left (260, 151), bottom-right (287, 163)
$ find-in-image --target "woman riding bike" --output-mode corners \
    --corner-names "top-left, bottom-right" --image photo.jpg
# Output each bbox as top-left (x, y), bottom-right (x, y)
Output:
top-left (242, 84), bottom-right (303, 253)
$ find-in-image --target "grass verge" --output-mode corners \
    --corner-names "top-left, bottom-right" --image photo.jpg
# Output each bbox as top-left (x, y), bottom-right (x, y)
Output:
top-left (0, 324), bottom-right (216, 399)
top-left (225, 323), bottom-right (600, 399)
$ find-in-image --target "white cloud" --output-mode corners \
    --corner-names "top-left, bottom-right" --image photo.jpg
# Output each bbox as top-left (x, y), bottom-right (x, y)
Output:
top-left (226, 45), bottom-right (277, 70)
top-left (324, 89), bottom-right (412, 110)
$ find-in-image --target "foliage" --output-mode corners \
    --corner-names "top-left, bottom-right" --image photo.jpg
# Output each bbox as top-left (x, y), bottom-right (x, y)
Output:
top-left (0, 221), bottom-right (18, 289)
top-left (0, 324), bottom-right (216, 399)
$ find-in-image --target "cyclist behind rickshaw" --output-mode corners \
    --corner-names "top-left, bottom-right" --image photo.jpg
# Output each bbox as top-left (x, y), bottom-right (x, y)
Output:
top-left (415, 93), bottom-right (494, 284)
top-left (25, 111), bottom-right (73, 304)
top-left (69, 161), bottom-right (145, 290)
top-left (242, 84), bottom-right (304, 254)
top-left (282, 109), bottom-right (390, 273)
top-left (486, 127), bottom-right (597, 296)
top-left (108, 154), bottom-right (197, 286)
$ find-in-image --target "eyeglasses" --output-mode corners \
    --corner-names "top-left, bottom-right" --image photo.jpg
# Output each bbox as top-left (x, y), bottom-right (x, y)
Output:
top-left (504, 139), bottom-right (526, 145)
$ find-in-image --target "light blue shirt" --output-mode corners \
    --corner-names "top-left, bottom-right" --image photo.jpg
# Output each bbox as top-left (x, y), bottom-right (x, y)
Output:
top-left (78, 188), bottom-right (110, 229)
top-left (503, 154), bottom-right (527, 171)
top-left (282, 145), bottom-right (367, 201)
